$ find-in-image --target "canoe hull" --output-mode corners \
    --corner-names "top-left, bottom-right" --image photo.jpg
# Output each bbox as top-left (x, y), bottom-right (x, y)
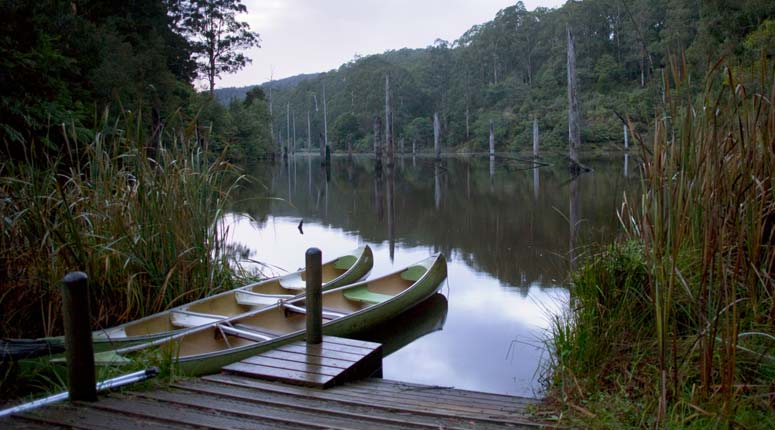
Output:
top-left (8, 246), bottom-right (373, 359)
top-left (150, 254), bottom-right (447, 376)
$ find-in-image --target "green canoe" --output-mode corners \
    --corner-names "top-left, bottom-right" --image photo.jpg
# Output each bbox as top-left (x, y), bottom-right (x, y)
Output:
top-left (95, 253), bottom-right (447, 376)
top-left (3, 246), bottom-right (373, 359)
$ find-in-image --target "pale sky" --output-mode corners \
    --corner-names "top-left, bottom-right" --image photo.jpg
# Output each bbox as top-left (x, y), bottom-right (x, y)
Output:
top-left (213, 0), bottom-right (566, 89)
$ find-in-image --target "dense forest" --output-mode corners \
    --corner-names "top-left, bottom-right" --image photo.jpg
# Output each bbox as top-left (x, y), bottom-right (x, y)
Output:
top-left (219, 0), bottom-right (775, 155)
top-left (0, 0), bottom-right (270, 166)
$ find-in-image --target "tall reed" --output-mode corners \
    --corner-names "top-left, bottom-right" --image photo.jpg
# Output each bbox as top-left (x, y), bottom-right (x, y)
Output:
top-left (549, 57), bottom-right (775, 427)
top-left (0, 109), bottom-right (245, 338)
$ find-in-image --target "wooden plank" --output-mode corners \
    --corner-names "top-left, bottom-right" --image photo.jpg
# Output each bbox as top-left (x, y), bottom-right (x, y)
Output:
top-left (336, 379), bottom-right (535, 410)
top-left (276, 344), bottom-right (364, 361)
top-left (331, 344), bottom-right (383, 385)
top-left (138, 389), bottom-right (406, 430)
top-left (241, 355), bottom-right (343, 377)
top-left (17, 402), bottom-right (195, 430)
top-left (316, 384), bottom-right (523, 418)
top-left (278, 342), bottom-right (372, 357)
top-left (321, 336), bottom-right (381, 350)
top-left (86, 396), bottom-right (297, 430)
top-left (260, 349), bottom-right (357, 368)
top-left (175, 379), bottom-right (509, 430)
top-left (332, 383), bottom-right (526, 416)
top-left (2, 417), bottom-right (70, 430)
top-left (224, 361), bottom-right (334, 387)
top-left (204, 374), bottom-right (541, 427)
top-left (375, 378), bottom-right (541, 405)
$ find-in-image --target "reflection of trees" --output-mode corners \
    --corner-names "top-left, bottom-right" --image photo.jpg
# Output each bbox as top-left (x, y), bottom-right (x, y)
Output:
top-left (245, 155), bottom-right (638, 288)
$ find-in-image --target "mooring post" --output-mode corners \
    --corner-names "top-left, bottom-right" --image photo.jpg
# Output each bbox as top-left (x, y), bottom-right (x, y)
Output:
top-left (62, 271), bottom-right (97, 402)
top-left (305, 248), bottom-right (323, 344)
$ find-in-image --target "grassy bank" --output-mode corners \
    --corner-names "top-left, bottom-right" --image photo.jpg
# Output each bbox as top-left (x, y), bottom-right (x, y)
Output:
top-left (546, 59), bottom-right (775, 428)
top-left (0, 110), bottom-right (247, 341)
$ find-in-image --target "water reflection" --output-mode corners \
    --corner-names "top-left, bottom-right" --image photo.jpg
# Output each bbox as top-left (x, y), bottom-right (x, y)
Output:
top-left (353, 293), bottom-right (448, 357)
top-left (228, 154), bottom-right (639, 396)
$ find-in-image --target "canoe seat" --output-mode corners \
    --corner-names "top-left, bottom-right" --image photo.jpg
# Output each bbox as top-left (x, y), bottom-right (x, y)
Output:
top-left (278, 273), bottom-right (306, 291)
top-left (216, 323), bottom-right (276, 343)
top-left (170, 310), bottom-right (223, 328)
top-left (335, 255), bottom-right (357, 269)
top-left (343, 285), bottom-right (393, 305)
top-left (400, 265), bottom-right (427, 282)
top-left (282, 303), bottom-right (347, 320)
top-left (235, 290), bottom-right (294, 307)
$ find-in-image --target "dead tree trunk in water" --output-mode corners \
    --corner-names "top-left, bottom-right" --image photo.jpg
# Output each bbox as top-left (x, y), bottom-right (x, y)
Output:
top-left (374, 116), bottom-right (382, 171)
top-left (533, 116), bottom-right (539, 158)
top-left (433, 112), bottom-right (441, 160)
top-left (465, 107), bottom-right (470, 141)
top-left (567, 27), bottom-right (582, 173)
top-left (286, 103), bottom-right (291, 158)
top-left (307, 111), bottom-right (311, 151)
top-left (319, 132), bottom-right (325, 163)
top-left (385, 74), bottom-right (394, 167)
top-left (489, 120), bottom-right (495, 157)
top-left (624, 124), bottom-right (629, 150)
top-left (292, 111), bottom-right (296, 155)
top-left (322, 84), bottom-right (329, 161)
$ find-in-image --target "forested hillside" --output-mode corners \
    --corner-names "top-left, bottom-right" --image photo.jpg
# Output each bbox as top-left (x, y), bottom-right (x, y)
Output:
top-left (224, 0), bottom-right (774, 154)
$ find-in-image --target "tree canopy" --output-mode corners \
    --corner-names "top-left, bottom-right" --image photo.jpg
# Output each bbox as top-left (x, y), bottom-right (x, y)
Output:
top-left (232, 0), bottom-right (774, 154)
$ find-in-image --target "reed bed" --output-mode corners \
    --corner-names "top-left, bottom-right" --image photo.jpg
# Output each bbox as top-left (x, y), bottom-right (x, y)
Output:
top-left (548, 58), bottom-right (775, 428)
top-left (0, 110), bottom-right (245, 339)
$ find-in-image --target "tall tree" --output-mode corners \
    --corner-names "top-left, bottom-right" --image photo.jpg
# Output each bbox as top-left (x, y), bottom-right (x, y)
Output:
top-left (179, 0), bottom-right (260, 94)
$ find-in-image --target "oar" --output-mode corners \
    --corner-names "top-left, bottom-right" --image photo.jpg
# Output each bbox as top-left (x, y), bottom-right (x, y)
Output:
top-left (0, 367), bottom-right (159, 418)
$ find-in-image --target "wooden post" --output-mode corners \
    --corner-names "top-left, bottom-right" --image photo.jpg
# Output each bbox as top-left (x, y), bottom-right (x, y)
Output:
top-left (433, 112), bottom-right (441, 160)
top-left (62, 272), bottom-right (96, 402)
top-left (567, 26), bottom-right (581, 171)
top-left (533, 117), bottom-right (539, 158)
top-left (305, 248), bottom-right (322, 345)
top-left (489, 120), bottom-right (495, 157)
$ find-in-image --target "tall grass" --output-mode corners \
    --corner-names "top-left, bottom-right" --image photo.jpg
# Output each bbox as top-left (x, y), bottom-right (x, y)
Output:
top-left (0, 109), bottom-right (245, 338)
top-left (548, 58), bottom-right (775, 428)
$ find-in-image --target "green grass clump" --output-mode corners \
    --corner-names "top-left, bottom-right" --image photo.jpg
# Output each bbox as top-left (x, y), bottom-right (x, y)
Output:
top-left (0, 109), bottom-right (246, 340)
top-left (547, 57), bottom-right (775, 428)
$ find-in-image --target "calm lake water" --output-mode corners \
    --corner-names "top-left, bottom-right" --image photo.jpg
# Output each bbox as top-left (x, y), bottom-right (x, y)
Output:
top-left (226, 154), bottom-right (638, 397)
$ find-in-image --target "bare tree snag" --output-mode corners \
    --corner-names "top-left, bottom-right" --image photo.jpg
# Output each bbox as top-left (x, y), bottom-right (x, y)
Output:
top-left (533, 116), bottom-right (539, 158)
top-left (567, 26), bottom-right (582, 173)
top-left (433, 112), bottom-right (441, 160)
top-left (385, 74), bottom-right (394, 167)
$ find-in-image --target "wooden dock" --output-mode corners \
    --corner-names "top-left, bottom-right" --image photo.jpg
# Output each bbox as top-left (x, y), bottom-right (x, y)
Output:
top-left (2, 336), bottom-right (544, 429)
top-left (223, 336), bottom-right (383, 389)
top-left (4, 375), bottom-right (543, 429)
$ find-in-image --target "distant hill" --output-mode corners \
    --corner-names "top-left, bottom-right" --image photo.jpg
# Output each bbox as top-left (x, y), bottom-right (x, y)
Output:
top-left (214, 73), bottom-right (320, 105)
